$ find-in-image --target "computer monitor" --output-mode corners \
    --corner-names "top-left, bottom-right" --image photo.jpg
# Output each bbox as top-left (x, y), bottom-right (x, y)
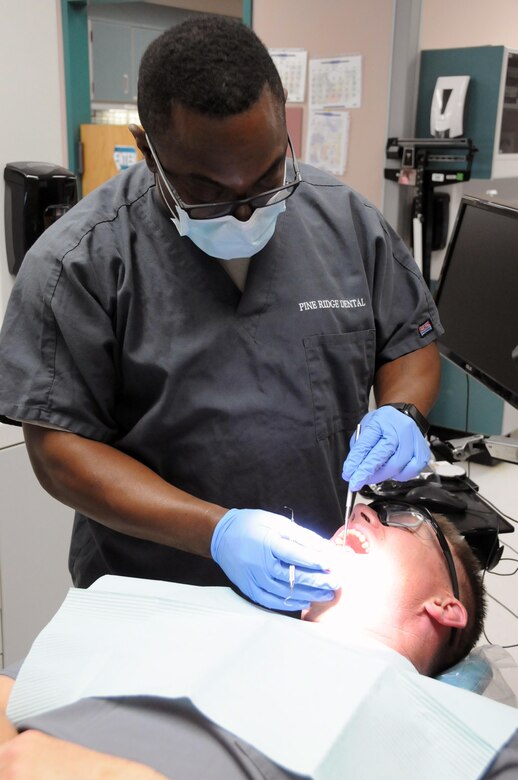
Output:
top-left (434, 196), bottom-right (518, 411)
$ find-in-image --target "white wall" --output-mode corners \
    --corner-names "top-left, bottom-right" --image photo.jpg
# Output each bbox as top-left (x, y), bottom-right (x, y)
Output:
top-left (0, 436), bottom-right (73, 666)
top-left (253, 0), bottom-right (395, 209)
top-left (147, 0), bottom-right (241, 15)
top-left (421, 0), bottom-right (518, 50)
top-left (0, 0), bottom-right (67, 317)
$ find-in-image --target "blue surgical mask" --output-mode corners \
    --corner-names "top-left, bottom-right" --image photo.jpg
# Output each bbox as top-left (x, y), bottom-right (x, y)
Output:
top-left (147, 135), bottom-right (287, 260)
top-left (168, 197), bottom-right (286, 260)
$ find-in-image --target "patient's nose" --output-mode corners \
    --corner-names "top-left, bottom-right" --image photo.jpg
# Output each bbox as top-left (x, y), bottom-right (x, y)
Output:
top-left (351, 503), bottom-right (380, 526)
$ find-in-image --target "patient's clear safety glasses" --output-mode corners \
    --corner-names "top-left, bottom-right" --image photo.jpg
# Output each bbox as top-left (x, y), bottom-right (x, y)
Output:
top-left (369, 500), bottom-right (460, 646)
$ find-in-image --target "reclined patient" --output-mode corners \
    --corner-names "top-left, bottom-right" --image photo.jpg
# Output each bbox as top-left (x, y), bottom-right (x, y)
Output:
top-left (0, 500), bottom-right (512, 780)
top-left (303, 498), bottom-right (485, 677)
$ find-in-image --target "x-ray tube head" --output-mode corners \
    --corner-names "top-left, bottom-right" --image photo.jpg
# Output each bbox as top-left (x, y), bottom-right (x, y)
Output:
top-left (430, 76), bottom-right (470, 138)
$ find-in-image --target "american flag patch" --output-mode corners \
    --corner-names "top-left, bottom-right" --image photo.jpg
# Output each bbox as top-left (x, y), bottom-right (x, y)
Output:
top-left (418, 320), bottom-right (433, 337)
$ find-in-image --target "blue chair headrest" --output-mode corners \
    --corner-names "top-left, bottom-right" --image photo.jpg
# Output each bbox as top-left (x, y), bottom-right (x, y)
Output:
top-left (436, 653), bottom-right (493, 694)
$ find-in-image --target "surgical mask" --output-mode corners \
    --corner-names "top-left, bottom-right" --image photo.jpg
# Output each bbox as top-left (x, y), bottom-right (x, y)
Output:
top-left (168, 197), bottom-right (286, 260)
top-left (146, 133), bottom-right (288, 260)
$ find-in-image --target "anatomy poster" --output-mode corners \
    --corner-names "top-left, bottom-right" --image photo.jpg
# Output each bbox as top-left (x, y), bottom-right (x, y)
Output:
top-left (305, 110), bottom-right (350, 175)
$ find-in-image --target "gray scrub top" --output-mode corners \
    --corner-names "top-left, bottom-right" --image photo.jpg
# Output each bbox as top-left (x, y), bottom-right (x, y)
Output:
top-left (11, 697), bottom-right (518, 780)
top-left (21, 697), bottom-right (306, 780)
top-left (1, 661), bottom-right (303, 779)
top-left (0, 161), bottom-right (442, 588)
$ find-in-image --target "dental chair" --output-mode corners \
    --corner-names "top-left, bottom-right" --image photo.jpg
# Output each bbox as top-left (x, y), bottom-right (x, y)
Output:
top-left (438, 645), bottom-right (517, 706)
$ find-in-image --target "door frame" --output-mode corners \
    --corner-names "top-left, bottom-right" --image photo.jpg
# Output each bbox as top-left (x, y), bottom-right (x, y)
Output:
top-left (60, 0), bottom-right (253, 182)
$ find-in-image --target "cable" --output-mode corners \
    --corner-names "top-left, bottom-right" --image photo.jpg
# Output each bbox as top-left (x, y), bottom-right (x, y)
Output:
top-left (466, 499), bottom-right (518, 640)
top-left (482, 575), bottom-right (518, 647)
top-left (488, 559), bottom-right (518, 577)
top-left (471, 493), bottom-right (518, 526)
top-left (451, 374), bottom-right (518, 646)
top-left (481, 631), bottom-right (518, 650)
top-left (460, 370), bottom-right (518, 526)
top-left (482, 590), bottom-right (518, 648)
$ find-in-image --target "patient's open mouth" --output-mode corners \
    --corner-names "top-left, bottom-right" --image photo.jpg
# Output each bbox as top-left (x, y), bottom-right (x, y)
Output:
top-left (345, 528), bottom-right (370, 554)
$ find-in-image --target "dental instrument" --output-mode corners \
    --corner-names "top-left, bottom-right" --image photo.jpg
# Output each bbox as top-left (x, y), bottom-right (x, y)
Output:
top-left (343, 423), bottom-right (361, 547)
top-left (284, 506), bottom-right (295, 595)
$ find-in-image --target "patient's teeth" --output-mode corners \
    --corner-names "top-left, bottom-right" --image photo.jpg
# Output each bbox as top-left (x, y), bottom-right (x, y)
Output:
top-left (345, 528), bottom-right (370, 554)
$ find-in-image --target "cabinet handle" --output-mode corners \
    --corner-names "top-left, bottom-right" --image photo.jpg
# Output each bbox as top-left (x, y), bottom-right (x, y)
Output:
top-left (123, 74), bottom-right (129, 94)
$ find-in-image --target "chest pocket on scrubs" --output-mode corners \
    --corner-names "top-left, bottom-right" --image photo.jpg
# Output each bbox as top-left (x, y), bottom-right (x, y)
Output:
top-left (304, 330), bottom-right (375, 441)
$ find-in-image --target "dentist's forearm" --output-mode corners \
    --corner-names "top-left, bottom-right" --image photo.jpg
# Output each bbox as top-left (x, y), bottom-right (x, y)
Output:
top-left (373, 342), bottom-right (441, 414)
top-left (23, 423), bottom-right (226, 557)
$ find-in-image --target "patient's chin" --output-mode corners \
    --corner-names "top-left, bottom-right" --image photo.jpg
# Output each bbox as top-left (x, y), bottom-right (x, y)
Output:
top-left (302, 589), bottom-right (342, 623)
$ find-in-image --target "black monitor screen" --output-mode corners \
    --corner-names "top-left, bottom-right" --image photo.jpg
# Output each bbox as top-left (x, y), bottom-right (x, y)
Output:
top-left (434, 197), bottom-right (518, 409)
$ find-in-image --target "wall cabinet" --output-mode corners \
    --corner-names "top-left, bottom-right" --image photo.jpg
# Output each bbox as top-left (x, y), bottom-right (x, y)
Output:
top-left (90, 20), bottom-right (162, 104)
top-left (416, 46), bottom-right (518, 179)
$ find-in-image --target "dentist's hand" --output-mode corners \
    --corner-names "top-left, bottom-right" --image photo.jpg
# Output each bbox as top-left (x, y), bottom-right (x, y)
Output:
top-left (342, 406), bottom-right (430, 491)
top-left (211, 509), bottom-right (340, 611)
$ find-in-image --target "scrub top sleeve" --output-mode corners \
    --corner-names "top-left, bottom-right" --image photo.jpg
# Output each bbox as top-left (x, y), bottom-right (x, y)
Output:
top-left (370, 212), bottom-right (443, 366)
top-left (0, 660), bottom-right (23, 680)
top-left (0, 235), bottom-right (120, 443)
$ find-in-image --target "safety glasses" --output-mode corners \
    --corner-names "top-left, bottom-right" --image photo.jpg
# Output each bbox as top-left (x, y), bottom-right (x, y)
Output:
top-left (369, 500), bottom-right (460, 646)
top-left (146, 132), bottom-right (302, 220)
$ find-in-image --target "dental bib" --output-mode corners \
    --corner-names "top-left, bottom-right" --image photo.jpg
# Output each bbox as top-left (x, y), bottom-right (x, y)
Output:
top-left (8, 577), bottom-right (518, 780)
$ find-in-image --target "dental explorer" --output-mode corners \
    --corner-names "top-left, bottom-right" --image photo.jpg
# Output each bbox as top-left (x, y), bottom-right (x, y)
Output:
top-left (343, 423), bottom-right (361, 547)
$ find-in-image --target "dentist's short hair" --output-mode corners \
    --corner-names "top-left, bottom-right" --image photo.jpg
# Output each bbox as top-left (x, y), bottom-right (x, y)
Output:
top-left (138, 16), bottom-right (285, 139)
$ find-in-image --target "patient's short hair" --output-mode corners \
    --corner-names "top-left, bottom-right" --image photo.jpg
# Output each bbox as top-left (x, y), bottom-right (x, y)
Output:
top-left (431, 515), bottom-right (487, 676)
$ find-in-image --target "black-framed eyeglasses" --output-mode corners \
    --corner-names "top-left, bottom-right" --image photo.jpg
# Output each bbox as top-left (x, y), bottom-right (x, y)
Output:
top-left (369, 500), bottom-right (460, 646)
top-left (145, 131), bottom-right (302, 220)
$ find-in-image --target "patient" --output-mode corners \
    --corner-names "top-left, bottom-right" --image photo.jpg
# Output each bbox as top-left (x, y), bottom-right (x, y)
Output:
top-left (0, 501), bottom-right (489, 779)
top-left (303, 500), bottom-right (486, 677)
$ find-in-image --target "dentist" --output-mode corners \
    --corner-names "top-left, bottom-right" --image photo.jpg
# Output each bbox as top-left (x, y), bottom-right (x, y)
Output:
top-left (0, 16), bottom-right (441, 610)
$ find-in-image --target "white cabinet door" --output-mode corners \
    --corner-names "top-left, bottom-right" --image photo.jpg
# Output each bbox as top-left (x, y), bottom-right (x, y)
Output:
top-left (0, 441), bottom-right (72, 666)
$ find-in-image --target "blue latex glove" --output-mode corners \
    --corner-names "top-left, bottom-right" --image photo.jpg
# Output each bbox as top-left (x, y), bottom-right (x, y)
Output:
top-left (211, 509), bottom-right (341, 611)
top-left (342, 406), bottom-right (430, 491)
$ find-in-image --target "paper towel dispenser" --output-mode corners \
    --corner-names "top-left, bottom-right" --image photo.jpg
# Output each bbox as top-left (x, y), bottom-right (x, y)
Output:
top-left (4, 161), bottom-right (77, 275)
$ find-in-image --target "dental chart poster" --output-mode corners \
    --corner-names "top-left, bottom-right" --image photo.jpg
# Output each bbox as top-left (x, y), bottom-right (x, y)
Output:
top-left (305, 110), bottom-right (350, 176)
top-left (309, 55), bottom-right (362, 109)
top-left (269, 48), bottom-right (307, 103)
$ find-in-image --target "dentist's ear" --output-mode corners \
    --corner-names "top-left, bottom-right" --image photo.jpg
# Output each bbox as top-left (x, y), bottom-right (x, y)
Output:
top-left (128, 125), bottom-right (157, 172)
top-left (424, 596), bottom-right (468, 630)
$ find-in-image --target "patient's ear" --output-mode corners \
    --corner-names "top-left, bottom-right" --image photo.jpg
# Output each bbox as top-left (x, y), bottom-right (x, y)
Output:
top-left (423, 596), bottom-right (468, 629)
